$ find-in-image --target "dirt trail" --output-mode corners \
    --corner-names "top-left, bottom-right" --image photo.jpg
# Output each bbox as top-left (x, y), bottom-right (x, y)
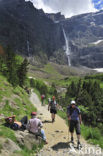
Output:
top-left (30, 91), bottom-right (103, 156)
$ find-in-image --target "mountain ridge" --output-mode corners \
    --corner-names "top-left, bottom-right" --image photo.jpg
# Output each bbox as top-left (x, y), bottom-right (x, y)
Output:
top-left (0, 0), bottom-right (103, 67)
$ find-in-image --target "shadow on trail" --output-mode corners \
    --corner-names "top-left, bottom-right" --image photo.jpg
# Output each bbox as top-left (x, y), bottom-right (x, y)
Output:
top-left (51, 142), bottom-right (69, 151)
top-left (42, 120), bottom-right (52, 123)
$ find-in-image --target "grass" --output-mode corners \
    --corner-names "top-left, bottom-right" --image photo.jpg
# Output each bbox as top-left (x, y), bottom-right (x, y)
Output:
top-left (0, 74), bottom-right (37, 119)
top-left (0, 125), bottom-right (17, 143)
top-left (14, 142), bottom-right (44, 156)
top-left (0, 73), bottom-right (39, 155)
top-left (81, 124), bottom-right (103, 148)
top-left (28, 62), bottom-right (96, 86)
top-left (57, 110), bottom-right (67, 122)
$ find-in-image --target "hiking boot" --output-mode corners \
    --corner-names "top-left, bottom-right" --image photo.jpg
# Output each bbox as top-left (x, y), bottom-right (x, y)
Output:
top-left (77, 141), bottom-right (82, 149)
top-left (70, 137), bottom-right (74, 144)
top-left (70, 140), bottom-right (74, 144)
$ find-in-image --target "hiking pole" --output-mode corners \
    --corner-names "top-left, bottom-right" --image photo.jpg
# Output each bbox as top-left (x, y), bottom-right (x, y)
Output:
top-left (67, 120), bottom-right (70, 143)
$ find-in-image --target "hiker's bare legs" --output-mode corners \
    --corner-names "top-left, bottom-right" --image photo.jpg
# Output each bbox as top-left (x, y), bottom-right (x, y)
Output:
top-left (77, 134), bottom-right (80, 142)
top-left (71, 133), bottom-right (73, 138)
top-left (51, 113), bottom-right (53, 120)
top-left (51, 113), bottom-right (55, 122)
top-left (53, 114), bottom-right (55, 120)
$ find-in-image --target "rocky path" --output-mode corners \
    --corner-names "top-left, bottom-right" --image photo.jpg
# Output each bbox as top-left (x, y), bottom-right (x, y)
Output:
top-left (30, 91), bottom-right (103, 156)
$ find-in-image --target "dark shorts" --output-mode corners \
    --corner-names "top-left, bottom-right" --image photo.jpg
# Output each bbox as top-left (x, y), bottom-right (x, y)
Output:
top-left (50, 109), bottom-right (57, 114)
top-left (69, 120), bottom-right (81, 135)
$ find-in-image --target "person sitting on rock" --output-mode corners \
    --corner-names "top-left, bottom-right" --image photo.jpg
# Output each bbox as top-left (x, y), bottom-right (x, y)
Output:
top-left (5, 115), bottom-right (28, 131)
top-left (27, 112), bottom-right (48, 144)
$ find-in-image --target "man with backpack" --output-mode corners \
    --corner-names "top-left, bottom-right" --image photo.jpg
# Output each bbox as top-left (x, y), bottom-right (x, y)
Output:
top-left (67, 100), bottom-right (82, 148)
top-left (48, 96), bottom-right (58, 123)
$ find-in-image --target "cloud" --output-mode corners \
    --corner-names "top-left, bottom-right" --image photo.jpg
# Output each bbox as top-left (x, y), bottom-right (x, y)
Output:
top-left (26, 0), bottom-right (97, 17)
top-left (26, 0), bottom-right (53, 12)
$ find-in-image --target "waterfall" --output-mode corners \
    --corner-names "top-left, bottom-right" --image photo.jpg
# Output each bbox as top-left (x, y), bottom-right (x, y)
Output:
top-left (27, 40), bottom-right (30, 56)
top-left (63, 28), bottom-right (71, 66)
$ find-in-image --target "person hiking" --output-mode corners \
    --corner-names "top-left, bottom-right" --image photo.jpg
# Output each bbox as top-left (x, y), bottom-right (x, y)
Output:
top-left (48, 96), bottom-right (58, 123)
top-left (67, 100), bottom-right (82, 148)
top-left (27, 112), bottom-right (48, 144)
top-left (5, 115), bottom-right (28, 131)
top-left (41, 94), bottom-right (45, 105)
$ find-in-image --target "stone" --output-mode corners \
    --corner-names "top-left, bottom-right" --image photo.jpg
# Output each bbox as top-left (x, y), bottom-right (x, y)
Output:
top-left (15, 130), bottom-right (42, 150)
top-left (2, 138), bottom-right (21, 153)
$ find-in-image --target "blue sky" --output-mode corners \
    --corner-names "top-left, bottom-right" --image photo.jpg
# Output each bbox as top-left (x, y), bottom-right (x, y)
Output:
top-left (92, 0), bottom-right (103, 10)
top-left (26, 0), bottom-right (102, 17)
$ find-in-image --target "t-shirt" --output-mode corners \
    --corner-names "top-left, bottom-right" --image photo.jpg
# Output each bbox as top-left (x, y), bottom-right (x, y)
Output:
top-left (50, 100), bottom-right (57, 110)
top-left (67, 106), bottom-right (81, 121)
top-left (27, 118), bottom-right (43, 133)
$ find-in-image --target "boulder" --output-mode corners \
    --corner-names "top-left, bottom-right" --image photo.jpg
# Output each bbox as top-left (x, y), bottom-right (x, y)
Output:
top-left (0, 138), bottom-right (21, 156)
top-left (15, 130), bottom-right (42, 150)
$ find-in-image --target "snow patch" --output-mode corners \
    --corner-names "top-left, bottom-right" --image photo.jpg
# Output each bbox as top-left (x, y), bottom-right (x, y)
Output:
top-left (91, 40), bottom-right (103, 45)
top-left (93, 68), bottom-right (103, 72)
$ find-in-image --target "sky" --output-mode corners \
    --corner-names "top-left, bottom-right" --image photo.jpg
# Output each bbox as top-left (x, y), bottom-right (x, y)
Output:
top-left (26, 0), bottom-right (103, 17)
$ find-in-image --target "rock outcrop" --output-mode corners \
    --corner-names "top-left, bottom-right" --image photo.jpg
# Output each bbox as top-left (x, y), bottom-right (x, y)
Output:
top-left (0, 137), bottom-right (21, 156)
top-left (62, 11), bottom-right (103, 67)
top-left (15, 130), bottom-right (41, 150)
top-left (0, 130), bottom-right (42, 156)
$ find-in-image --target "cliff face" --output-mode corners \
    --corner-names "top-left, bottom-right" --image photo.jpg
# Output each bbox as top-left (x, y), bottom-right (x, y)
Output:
top-left (0, 0), bottom-right (64, 61)
top-left (1, 0), bottom-right (103, 67)
top-left (62, 11), bottom-right (103, 67)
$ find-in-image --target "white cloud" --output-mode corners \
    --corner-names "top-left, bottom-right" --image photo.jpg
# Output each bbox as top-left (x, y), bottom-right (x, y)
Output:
top-left (26, 0), bottom-right (97, 17)
top-left (26, 0), bottom-right (53, 12)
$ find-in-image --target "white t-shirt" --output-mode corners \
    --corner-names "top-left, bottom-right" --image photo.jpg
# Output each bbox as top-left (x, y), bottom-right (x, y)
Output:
top-left (27, 117), bottom-right (43, 133)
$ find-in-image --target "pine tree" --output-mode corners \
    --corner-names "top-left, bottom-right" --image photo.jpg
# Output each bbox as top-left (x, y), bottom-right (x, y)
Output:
top-left (5, 46), bottom-right (19, 86)
top-left (17, 58), bottom-right (29, 87)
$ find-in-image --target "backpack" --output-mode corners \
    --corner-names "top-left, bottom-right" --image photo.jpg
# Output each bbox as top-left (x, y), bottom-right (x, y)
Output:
top-left (50, 100), bottom-right (57, 110)
top-left (67, 106), bottom-right (80, 119)
top-left (41, 95), bottom-right (45, 100)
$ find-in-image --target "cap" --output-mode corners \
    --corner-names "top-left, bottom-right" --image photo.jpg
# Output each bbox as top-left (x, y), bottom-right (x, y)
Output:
top-left (71, 100), bottom-right (76, 105)
top-left (31, 112), bottom-right (37, 116)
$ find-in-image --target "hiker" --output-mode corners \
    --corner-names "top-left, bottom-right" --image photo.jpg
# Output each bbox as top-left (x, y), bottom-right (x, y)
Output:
top-left (41, 94), bottom-right (45, 105)
top-left (27, 112), bottom-right (48, 144)
top-left (67, 100), bottom-right (82, 147)
top-left (48, 96), bottom-right (58, 122)
top-left (5, 115), bottom-right (28, 131)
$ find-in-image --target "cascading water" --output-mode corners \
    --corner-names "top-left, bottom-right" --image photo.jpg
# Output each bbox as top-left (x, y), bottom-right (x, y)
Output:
top-left (63, 28), bottom-right (71, 66)
top-left (27, 40), bottom-right (30, 56)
